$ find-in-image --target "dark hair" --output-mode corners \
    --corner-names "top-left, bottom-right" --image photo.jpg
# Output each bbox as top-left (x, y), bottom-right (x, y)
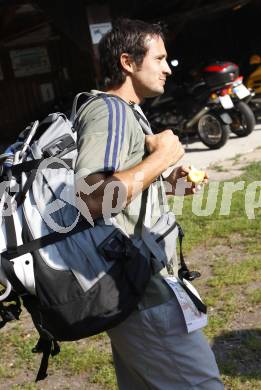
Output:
top-left (98, 18), bottom-right (165, 89)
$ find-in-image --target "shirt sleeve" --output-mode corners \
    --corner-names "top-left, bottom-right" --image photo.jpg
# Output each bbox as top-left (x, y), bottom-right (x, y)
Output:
top-left (75, 95), bottom-right (132, 178)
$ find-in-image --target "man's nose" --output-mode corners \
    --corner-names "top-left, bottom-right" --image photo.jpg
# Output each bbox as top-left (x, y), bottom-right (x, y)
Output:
top-left (163, 60), bottom-right (172, 76)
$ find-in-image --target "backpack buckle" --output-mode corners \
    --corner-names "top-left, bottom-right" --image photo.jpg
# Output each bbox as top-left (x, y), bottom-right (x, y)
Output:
top-left (179, 268), bottom-right (201, 281)
top-left (42, 134), bottom-right (76, 157)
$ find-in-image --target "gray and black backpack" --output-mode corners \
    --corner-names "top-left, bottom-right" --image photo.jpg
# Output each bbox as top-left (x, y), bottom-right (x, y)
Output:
top-left (0, 92), bottom-right (202, 381)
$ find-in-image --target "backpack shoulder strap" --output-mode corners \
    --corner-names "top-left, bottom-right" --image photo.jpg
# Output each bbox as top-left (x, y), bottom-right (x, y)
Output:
top-left (71, 91), bottom-right (154, 135)
top-left (98, 93), bottom-right (153, 135)
top-left (128, 103), bottom-right (153, 135)
top-left (70, 92), bottom-right (94, 123)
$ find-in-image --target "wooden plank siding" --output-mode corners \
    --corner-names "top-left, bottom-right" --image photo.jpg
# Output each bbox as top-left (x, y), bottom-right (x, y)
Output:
top-left (0, 76), bottom-right (52, 143)
top-left (0, 37), bottom-right (95, 144)
top-left (0, 0), bottom-right (105, 145)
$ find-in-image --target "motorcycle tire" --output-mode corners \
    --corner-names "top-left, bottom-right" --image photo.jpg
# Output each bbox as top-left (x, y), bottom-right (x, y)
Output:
top-left (196, 112), bottom-right (230, 149)
top-left (149, 111), bottom-right (178, 134)
top-left (249, 97), bottom-right (261, 123)
top-left (230, 101), bottom-right (256, 137)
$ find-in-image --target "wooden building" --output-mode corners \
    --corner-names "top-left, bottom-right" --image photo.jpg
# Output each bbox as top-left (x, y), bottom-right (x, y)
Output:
top-left (0, 0), bottom-right (111, 143)
top-left (0, 0), bottom-right (258, 143)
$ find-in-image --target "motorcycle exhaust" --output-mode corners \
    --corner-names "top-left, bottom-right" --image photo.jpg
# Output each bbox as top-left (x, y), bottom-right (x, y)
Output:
top-left (186, 106), bottom-right (210, 128)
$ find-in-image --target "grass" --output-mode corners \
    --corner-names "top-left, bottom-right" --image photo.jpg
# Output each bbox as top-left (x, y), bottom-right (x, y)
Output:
top-left (52, 340), bottom-right (115, 387)
top-left (10, 385), bottom-right (37, 390)
top-left (170, 161), bottom-right (261, 251)
top-left (230, 153), bottom-right (243, 165)
top-left (172, 161), bottom-right (261, 389)
top-left (247, 288), bottom-right (261, 304)
top-left (208, 163), bottom-right (228, 172)
top-left (0, 322), bottom-right (117, 389)
top-left (207, 257), bottom-right (261, 287)
top-left (0, 161), bottom-right (261, 389)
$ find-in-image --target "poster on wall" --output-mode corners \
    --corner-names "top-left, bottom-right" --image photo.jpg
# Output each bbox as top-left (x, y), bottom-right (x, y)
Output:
top-left (10, 46), bottom-right (51, 77)
top-left (0, 64), bottom-right (3, 80)
top-left (89, 22), bottom-right (112, 45)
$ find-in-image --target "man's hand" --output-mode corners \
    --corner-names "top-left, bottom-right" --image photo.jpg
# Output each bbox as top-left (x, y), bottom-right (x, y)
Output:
top-left (145, 130), bottom-right (184, 169)
top-left (165, 165), bottom-right (208, 196)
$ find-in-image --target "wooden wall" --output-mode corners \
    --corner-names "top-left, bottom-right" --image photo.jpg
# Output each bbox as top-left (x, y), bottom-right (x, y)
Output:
top-left (0, 38), bottom-right (96, 144)
top-left (0, 1), bottom-right (96, 144)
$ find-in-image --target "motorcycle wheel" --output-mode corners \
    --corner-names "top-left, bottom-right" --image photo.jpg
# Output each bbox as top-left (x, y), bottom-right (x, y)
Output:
top-left (149, 111), bottom-right (178, 134)
top-left (197, 112), bottom-right (230, 149)
top-left (230, 101), bottom-right (256, 137)
top-left (249, 96), bottom-right (261, 122)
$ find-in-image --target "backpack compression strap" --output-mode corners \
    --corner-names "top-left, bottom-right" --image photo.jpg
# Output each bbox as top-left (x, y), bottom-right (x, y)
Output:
top-left (1, 218), bottom-right (92, 262)
top-left (1, 216), bottom-right (92, 382)
top-left (177, 224), bottom-right (207, 314)
top-left (1, 156), bottom-right (78, 295)
top-left (33, 337), bottom-right (60, 381)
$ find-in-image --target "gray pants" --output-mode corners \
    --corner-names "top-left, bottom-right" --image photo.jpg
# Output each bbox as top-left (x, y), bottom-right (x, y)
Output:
top-left (107, 296), bottom-right (224, 390)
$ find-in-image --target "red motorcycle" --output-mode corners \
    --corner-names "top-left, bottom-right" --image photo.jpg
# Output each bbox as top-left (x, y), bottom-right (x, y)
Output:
top-left (145, 62), bottom-right (236, 149)
top-left (203, 62), bottom-right (255, 137)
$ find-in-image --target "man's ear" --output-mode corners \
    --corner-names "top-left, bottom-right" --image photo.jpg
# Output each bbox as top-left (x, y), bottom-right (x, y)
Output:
top-left (120, 53), bottom-right (136, 74)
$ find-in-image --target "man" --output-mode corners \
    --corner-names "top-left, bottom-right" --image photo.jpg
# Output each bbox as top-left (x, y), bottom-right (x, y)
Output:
top-left (75, 18), bottom-right (223, 390)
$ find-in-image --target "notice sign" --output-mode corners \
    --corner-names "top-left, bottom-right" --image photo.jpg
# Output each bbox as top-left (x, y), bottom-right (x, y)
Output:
top-left (40, 83), bottom-right (55, 102)
top-left (89, 22), bottom-right (112, 45)
top-left (10, 46), bottom-right (51, 77)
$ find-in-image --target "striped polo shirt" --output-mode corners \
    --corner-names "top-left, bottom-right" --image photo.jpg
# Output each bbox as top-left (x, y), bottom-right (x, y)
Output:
top-left (75, 90), bottom-right (174, 308)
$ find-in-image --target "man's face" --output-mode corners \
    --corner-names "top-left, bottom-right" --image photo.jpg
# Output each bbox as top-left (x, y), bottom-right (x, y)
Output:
top-left (132, 35), bottom-right (172, 99)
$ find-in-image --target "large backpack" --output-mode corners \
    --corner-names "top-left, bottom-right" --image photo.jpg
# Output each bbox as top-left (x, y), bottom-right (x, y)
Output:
top-left (0, 92), bottom-right (202, 381)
